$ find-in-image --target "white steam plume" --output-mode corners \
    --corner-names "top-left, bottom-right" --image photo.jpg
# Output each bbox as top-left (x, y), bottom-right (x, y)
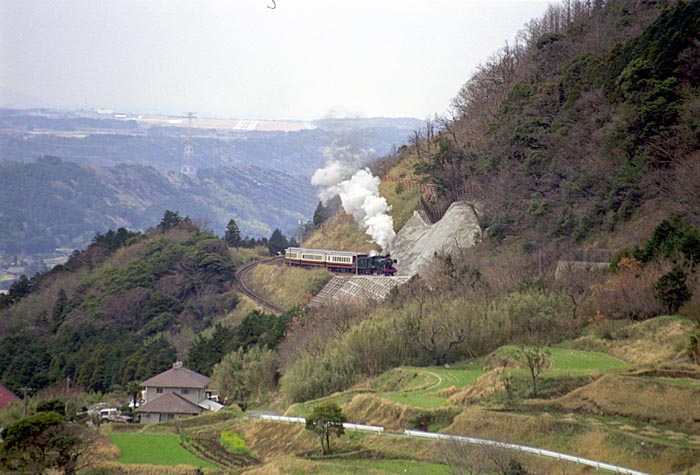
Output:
top-left (312, 146), bottom-right (396, 250)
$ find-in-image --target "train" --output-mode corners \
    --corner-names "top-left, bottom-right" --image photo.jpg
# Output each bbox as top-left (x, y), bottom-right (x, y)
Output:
top-left (284, 247), bottom-right (397, 276)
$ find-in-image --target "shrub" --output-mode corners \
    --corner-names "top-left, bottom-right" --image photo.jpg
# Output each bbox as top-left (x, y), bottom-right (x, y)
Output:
top-left (582, 257), bottom-right (665, 320)
top-left (220, 431), bottom-right (250, 455)
top-left (654, 267), bottom-right (691, 314)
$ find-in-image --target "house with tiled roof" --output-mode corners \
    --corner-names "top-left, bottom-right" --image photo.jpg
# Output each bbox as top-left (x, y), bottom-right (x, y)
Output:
top-left (0, 385), bottom-right (20, 411)
top-left (136, 362), bottom-right (223, 423)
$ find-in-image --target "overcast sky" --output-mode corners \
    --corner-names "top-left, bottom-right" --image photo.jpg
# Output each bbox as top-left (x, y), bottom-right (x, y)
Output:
top-left (0, 0), bottom-right (551, 120)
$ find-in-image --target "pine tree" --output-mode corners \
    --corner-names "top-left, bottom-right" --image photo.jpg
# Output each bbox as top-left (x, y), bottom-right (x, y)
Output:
top-left (312, 201), bottom-right (328, 227)
top-left (158, 210), bottom-right (182, 232)
top-left (224, 218), bottom-right (242, 247)
top-left (267, 229), bottom-right (289, 256)
top-left (654, 267), bottom-right (691, 314)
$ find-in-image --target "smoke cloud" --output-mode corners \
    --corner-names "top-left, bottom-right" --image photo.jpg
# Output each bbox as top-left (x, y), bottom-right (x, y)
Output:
top-left (311, 145), bottom-right (396, 250)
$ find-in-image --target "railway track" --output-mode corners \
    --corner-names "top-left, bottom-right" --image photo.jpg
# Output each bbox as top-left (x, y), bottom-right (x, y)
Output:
top-left (235, 256), bottom-right (285, 314)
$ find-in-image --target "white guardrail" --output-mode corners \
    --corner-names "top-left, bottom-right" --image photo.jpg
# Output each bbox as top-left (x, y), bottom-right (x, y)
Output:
top-left (257, 414), bottom-right (383, 433)
top-left (404, 430), bottom-right (651, 475)
top-left (342, 422), bottom-right (384, 433)
top-left (259, 414), bottom-right (305, 424)
top-left (254, 414), bottom-right (648, 475)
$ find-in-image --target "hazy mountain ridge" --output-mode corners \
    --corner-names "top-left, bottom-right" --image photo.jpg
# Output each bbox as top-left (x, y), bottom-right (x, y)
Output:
top-left (0, 157), bottom-right (314, 255)
top-left (0, 111), bottom-right (420, 257)
top-left (0, 110), bottom-right (420, 175)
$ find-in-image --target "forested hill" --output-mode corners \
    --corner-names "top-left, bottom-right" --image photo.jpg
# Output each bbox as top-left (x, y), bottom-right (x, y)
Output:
top-left (407, 0), bottom-right (700, 247)
top-left (0, 216), bottom-right (240, 394)
top-left (271, 0), bottom-right (700, 412)
top-left (0, 157), bottom-right (314, 255)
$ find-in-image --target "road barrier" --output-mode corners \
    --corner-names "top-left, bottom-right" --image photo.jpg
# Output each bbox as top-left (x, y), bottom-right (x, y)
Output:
top-left (342, 422), bottom-right (384, 433)
top-left (257, 414), bottom-right (383, 433)
top-left (259, 414), bottom-right (305, 424)
top-left (252, 413), bottom-right (649, 475)
top-left (404, 430), bottom-right (650, 475)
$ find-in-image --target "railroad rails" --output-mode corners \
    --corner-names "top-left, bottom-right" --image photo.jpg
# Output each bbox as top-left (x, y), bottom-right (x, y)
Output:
top-left (235, 256), bottom-right (285, 314)
top-left (236, 246), bottom-right (399, 314)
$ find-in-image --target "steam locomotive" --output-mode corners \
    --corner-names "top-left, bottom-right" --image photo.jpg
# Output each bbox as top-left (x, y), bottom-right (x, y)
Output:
top-left (284, 247), bottom-right (397, 276)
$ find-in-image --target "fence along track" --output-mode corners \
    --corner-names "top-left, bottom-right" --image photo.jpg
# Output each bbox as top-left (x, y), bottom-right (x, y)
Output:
top-left (248, 414), bottom-right (650, 475)
top-left (235, 256), bottom-right (285, 314)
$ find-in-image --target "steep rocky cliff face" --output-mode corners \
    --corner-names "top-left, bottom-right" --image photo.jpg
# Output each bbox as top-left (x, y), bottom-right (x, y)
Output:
top-left (389, 201), bottom-right (481, 277)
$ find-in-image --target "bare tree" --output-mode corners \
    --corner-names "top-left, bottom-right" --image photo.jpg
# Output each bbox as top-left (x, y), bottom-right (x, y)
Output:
top-left (517, 346), bottom-right (551, 398)
top-left (425, 117), bottom-right (436, 154)
top-left (441, 442), bottom-right (530, 475)
top-left (439, 440), bottom-right (489, 475)
top-left (409, 129), bottom-right (425, 158)
top-left (400, 281), bottom-right (473, 365)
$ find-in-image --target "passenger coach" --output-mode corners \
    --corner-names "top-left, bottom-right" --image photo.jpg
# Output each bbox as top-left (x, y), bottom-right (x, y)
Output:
top-left (284, 247), bottom-right (397, 275)
top-left (284, 247), bottom-right (368, 273)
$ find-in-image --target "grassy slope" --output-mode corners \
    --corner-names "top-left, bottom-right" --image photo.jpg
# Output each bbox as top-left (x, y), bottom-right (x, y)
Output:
top-left (274, 316), bottom-right (699, 474)
top-left (98, 316), bottom-right (699, 474)
top-left (247, 262), bottom-right (333, 309)
top-left (377, 151), bottom-right (423, 233)
top-left (302, 212), bottom-right (380, 252)
top-left (562, 315), bottom-right (694, 365)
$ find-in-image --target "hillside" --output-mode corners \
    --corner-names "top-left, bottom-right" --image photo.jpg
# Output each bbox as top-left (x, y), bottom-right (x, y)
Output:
top-left (412, 0), bottom-right (700, 248)
top-left (2, 1), bottom-right (700, 474)
top-left (73, 317), bottom-right (700, 475)
top-left (0, 157), bottom-right (314, 256)
top-left (238, 1), bottom-right (700, 471)
top-left (0, 218), bottom-right (241, 394)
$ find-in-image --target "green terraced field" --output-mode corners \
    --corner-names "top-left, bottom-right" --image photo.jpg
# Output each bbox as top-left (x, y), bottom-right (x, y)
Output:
top-left (497, 346), bottom-right (629, 374)
top-left (377, 347), bottom-right (628, 408)
top-left (378, 366), bottom-right (484, 408)
top-left (108, 432), bottom-right (215, 468)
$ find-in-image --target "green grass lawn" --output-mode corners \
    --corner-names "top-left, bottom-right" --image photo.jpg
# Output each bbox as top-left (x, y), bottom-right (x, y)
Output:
top-left (494, 346), bottom-right (629, 375)
top-left (547, 347), bottom-right (629, 372)
top-left (109, 432), bottom-right (215, 468)
top-left (376, 347), bottom-right (628, 409)
top-left (378, 366), bottom-right (485, 408)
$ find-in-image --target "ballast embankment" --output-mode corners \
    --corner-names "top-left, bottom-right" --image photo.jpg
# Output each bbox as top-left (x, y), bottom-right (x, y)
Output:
top-left (308, 275), bottom-right (411, 307)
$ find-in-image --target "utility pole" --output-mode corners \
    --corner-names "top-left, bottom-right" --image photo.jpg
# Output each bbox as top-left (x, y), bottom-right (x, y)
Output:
top-left (181, 112), bottom-right (197, 176)
top-left (65, 376), bottom-right (71, 418)
top-left (20, 386), bottom-right (32, 418)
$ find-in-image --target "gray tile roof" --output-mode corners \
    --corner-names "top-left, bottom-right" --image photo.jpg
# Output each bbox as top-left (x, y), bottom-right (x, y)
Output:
top-left (141, 366), bottom-right (211, 389)
top-left (135, 392), bottom-right (204, 414)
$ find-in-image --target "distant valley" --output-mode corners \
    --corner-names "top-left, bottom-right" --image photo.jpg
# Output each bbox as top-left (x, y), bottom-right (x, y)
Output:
top-left (0, 108), bottom-right (421, 285)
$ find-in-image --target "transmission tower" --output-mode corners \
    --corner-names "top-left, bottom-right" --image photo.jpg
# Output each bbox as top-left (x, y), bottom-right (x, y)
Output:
top-left (181, 112), bottom-right (196, 176)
